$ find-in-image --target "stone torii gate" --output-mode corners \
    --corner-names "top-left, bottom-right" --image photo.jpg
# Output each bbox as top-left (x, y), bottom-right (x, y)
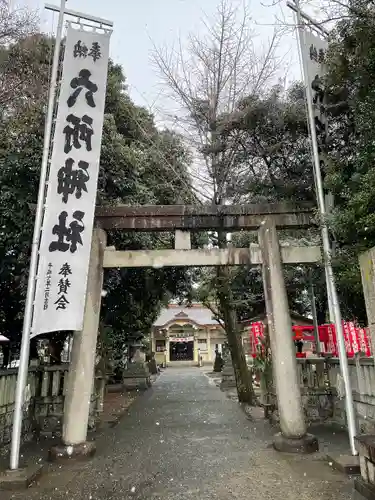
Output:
top-left (51, 202), bottom-right (320, 460)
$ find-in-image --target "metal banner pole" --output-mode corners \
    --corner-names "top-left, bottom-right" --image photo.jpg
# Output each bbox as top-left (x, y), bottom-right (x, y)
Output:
top-left (292, 0), bottom-right (358, 455)
top-left (325, 266), bottom-right (335, 323)
top-left (9, 0), bottom-right (67, 470)
top-left (291, 1), bottom-right (335, 325)
top-left (309, 269), bottom-right (320, 354)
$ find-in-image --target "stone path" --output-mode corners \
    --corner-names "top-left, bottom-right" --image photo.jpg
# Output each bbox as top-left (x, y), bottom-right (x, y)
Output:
top-left (5, 368), bottom-right (354, 499)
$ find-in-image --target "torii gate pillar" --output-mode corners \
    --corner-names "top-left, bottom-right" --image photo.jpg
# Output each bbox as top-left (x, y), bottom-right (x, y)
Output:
top-left (259, 219), bottom-right (318, 453)
top-left (50, 228), bottom-right (106, 461)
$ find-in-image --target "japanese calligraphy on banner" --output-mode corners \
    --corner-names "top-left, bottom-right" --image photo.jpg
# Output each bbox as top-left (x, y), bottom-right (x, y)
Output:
top-left (32, 26), bottom-right (111, 336)
top-left (359, 327), bottom-right (372, 357)
top-left (300, 30), bottom-right (328, 150)
top-left (250, 322), bottom-right (264, 356)
top-left (322, 322), bottom-right (372, 357)
top-left (348, 321), bottom-right (359, 354)
top-left (343, 321), bottom-right (354, 357)
top-left (299, 29), bottom-right (331, 201)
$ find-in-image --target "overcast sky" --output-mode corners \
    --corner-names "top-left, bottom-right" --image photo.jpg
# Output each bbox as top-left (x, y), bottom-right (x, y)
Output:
top-left (17, 0), bottom-right (304, 117)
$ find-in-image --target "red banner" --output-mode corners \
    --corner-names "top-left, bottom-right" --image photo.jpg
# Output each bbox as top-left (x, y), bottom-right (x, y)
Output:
top-left (326, 324), bottom-right (338, 357)
top-left (348, 321), bottom-right (359, 355)
top-left (249, 321), bottom-right (264, 356)
top-left (343, 321), bottom-right (353, 357)
top-left (358, 327), bottom-right (372, 357)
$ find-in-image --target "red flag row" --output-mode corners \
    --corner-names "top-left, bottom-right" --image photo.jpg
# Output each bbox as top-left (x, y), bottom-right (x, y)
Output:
top-left (248, 321), bottom-right (372, 358)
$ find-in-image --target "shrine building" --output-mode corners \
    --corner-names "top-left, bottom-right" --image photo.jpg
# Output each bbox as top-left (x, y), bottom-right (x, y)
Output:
top-left (151, 303), bottom-right (247, 365)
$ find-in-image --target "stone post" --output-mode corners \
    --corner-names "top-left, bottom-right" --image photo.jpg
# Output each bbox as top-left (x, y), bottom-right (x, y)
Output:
top-left (123, 348), bottom-right (151, 391)
top-left (259, 219), bottom-right (318, 453)
top-left (96, 375), bottom-right (106, 414)
top-left (354, 435), bottom-right (375, 496)
top-left (193, 336), bottom-right (199, 363)
top-left (220, 349), bottom-right (236, 390)
top-left (206, 329), bottom-right (211, 363)
top-left (359, 248), bottom-right (375, 351)
top-left (151, 330), bottom-right (156, 354)
top-left (50, 228), bottom-right (106, 462)
top-left (165, 336), bottom-right (170, 366)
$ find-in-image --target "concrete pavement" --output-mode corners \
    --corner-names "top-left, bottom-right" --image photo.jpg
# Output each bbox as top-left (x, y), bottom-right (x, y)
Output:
top-left (5, 368), bottom-right (354, 499)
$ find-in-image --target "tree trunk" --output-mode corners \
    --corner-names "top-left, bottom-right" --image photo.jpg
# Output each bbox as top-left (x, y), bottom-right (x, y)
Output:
top-left (216, 231), bottom-right (255, 404)
top-left (316, 299), bottom-right (327, 325)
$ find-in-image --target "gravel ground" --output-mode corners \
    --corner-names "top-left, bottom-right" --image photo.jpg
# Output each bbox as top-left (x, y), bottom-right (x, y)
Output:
top-left (4, 368), bottom-right (355, 500)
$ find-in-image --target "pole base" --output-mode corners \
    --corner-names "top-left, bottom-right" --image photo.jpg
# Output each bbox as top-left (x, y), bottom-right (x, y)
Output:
top-left (49, 441), bottom-right (96, 463)
top-left (326, 453), bottom-right (360, 475)
top-left (273, 432), bottom-right (319, 454)
top-left (0, 464), bottom-right (43, 490)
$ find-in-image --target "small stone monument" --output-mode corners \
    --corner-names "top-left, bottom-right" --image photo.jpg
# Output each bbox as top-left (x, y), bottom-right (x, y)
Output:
top-left (220, 348), bottom-right (237, 390)
top-left (123, 344), bottom-right (151, 391)
top-left (213, 349), bottom-right (224, 372)
top-left (147, 352), bottom-right (158, 375)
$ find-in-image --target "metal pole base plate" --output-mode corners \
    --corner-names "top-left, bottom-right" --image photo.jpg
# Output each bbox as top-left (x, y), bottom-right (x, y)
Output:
top-left (0, 464), bottom-right (43, 490)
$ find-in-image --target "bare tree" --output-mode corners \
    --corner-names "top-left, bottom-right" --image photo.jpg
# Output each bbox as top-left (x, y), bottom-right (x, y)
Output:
top-left (268, 0), bottom-right (372, 34)
top-left (0, 0), bottom-right (41, 115)
top-left (0, 0), bottom-right (37, 44)
top-left (152, 0), bottom-right (283, 404)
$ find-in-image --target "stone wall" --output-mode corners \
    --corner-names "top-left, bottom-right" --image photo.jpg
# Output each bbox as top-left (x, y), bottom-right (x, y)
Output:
top-left (326, 357), bottom-right (375, 433)
top-left (0, 365), bottom-right (102, 450)
top-left (266, 357), bottom-right (375, 431)
top-left (0, 367), bottom-right (39, 448)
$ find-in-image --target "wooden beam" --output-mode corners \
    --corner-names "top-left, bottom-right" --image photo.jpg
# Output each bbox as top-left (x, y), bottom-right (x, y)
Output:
top-left (29, 202), bottom-right (315, 231)
top-left (95, 203), bottom-right (315, 231)
top-left (103, 245), bottom-right (321, 268)
top-left (96, 202), bottom-right (314, 217)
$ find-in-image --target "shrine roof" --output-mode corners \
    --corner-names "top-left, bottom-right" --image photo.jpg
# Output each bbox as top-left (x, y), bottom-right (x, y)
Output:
top-left (153, 304), bottom-right (220, 328)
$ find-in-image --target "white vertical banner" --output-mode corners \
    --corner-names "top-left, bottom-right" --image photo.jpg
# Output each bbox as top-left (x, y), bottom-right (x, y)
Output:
top-left (32, 26), bottom-right (111, 336)
top-left (299, 30), bottom-right (329, 178)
